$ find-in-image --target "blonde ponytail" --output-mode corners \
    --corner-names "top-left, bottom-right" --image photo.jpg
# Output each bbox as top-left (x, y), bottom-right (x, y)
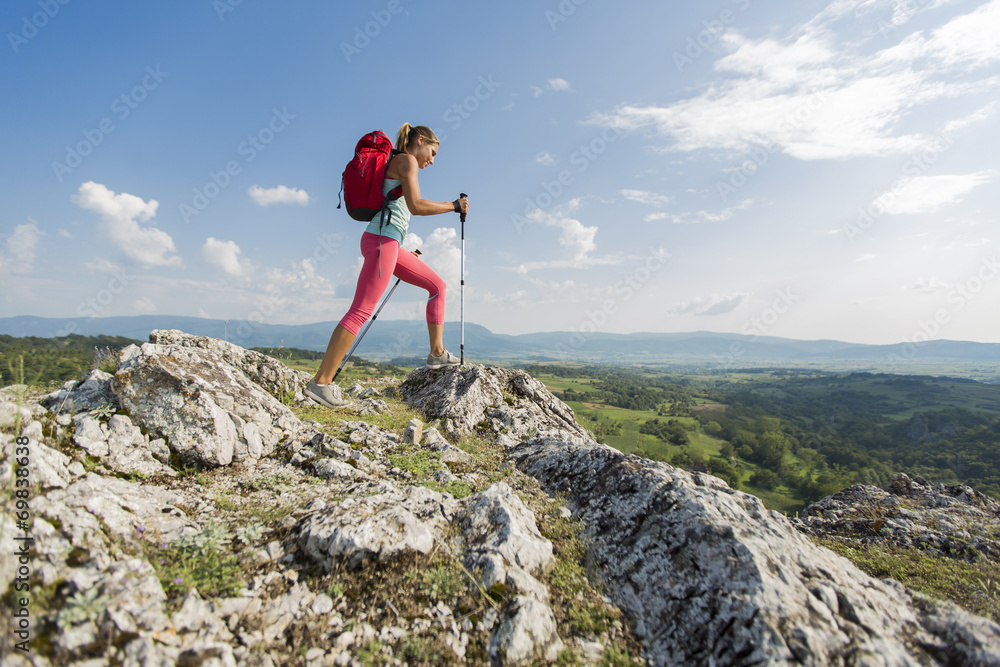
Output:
top-left (395, 123), bottom-right (439, 152)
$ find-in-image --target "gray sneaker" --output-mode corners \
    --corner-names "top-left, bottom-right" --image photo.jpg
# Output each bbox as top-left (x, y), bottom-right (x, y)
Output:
top-left (304, 379), bottom-right (348, 408)
top-left (426, 350), bottom-right (461, 369)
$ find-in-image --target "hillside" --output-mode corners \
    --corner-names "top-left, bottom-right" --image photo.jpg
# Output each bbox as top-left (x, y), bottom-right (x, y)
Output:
top-left (1, 330), bottom-right (998, 665)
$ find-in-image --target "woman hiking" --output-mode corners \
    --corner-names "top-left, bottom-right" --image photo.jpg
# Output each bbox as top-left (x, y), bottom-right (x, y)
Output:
top-left (305, 123), bottom-right (469, 408)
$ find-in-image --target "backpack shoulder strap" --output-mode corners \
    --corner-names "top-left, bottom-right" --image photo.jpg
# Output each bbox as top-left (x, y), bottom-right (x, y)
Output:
top-left (385, 149), bottom-right (404, 201)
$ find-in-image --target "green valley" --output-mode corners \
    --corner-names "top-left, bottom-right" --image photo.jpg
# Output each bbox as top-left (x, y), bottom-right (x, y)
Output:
top-left (528, 364), bottom-right (1000, 514)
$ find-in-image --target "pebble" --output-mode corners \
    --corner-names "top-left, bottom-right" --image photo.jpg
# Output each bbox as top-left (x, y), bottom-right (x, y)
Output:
top-left (334, 630), bottom-right (355, 650)
top-left (311, 593), bottom-right (335, 615)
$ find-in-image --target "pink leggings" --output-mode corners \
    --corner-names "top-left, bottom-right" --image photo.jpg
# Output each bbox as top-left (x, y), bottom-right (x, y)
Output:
top-left (339, 232), bottom-right (446, 335)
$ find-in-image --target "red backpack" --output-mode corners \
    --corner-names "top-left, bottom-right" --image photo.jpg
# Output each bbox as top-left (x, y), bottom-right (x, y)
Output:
top-left (337, 130), bottom-right (403, 222)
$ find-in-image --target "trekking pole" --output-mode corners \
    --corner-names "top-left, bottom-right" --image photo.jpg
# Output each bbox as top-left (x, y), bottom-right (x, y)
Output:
top-left (333, 250), bottom-right (420, 382)
top-left (459, 193), bottom-right (467, 365)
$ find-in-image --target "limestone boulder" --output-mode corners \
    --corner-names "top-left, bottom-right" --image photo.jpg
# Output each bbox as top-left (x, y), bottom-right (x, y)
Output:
top-left (112, 341), bottom-right (302, 467)
top-left (148, 329), bottom-right (311, 401)
top-left (796, 472), bottom-right (1000, 564)
top-left (296, 483), bottom-right (456, 570)
top-left (511, 433), bottom-right (1000, 666)
top-left (42, 369), bottom-right (119, 414)
top-left (458, 482), bottom-right (553, 575)
top-left (399, 365), bottom-right (588, 441)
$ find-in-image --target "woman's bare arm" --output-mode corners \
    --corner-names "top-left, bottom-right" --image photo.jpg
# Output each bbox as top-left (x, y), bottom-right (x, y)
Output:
top-left (392, 154), bottom-right (464, 216)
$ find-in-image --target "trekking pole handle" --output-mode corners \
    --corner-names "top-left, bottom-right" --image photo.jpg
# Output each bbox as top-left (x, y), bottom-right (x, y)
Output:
top-left (459, 193), bottom-right (468, 223)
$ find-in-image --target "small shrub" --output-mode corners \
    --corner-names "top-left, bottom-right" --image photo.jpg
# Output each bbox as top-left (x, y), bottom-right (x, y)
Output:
top-left (420, 563), bottom-right (468, 601)
top-left (55, 588), bottom-right (109, 626)
top-left (327, 581), bottom-right (345, 599)
top-left (600, 646), bottom-right (645, 666)
top-left (387, 449), bottom-right (442, 478)
top-left (235, 523), bottom-right (265, 545)
top-left (92, 347), bottom-right (120, 374)
top-left (148, 520), bottom-right (244, 600)
top-left (214, 493), bottom-right (239, 512)
top-left (88, 401), bottom-right (117, 421)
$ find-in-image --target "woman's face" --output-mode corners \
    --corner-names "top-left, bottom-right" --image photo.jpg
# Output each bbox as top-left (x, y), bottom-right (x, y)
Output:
top-left (411, 138), bottom-right (438, 169)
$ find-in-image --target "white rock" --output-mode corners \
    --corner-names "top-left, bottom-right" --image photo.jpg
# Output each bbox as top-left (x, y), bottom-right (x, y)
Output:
top-left (488, 595), bottom-right (563, 665)
top-left (44, 369), bottom-right (117, 414)
top-left (403, 418), bottom-right (423, 445)
top-left (312, 457), bottom-right (367, 481)
top-left (400, 366), bottom-right (588, 440)
top-left (297, 484), bottom-right (454, 570)
top-left (311, 593), bottom-right (335, 616)
top-left (460, 483), bottom-right (553, 574)
top-left (30, 439), bottom-right (74, 490)
top-left (73, 413), bottom-right (110, 457)
top-left (334, 630), bottom-right (355, 650)
top-left (112, 341), bottom-right (302, 468)
top-left (0, 401), bottom-right (30, 430)
top-left (20, 419), bottom-right (43, 441)
top-left (512, 434), bottom-right (1000, 666)
top-left (172, 588), bottom-right (215, 633)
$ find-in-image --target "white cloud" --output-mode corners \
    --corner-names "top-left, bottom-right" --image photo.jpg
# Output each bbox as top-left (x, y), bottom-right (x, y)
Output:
top-left (84, 257), bottom-right (124, 275)
top-left (882, 171), bottom-right (996, 215)
top-left (1, 219), bottom-right (42, 274)
top-left (72, 181), bottom-right (181, 267)
top-left (658, 199), bottom-right (754, 224)
top-left (249, 185), bottom-right (311, 206)
top-left (909, 277), bottom-right (949, 294)
top-left (201, 237), bottom-right (249, 277)
top-left (618, 189), bottom-right (673, 206)
top-left (262, 258), bottom-right (334, 295)
top-left (884, 0), bottom-right (1000, 69)
top-left (668, 292), bottom-right (749, 316)
top-left (589, 0), bottom-right (1000, 160)
top-left (531, 78), bottom-right (572, 97)
top-left (527, 201), bottom-right (597, 265)
top-left (133, 297), bottom-right (157, 314)
top-left (512, 202), bottom-right (626, 271)
top-left (536, 152), bottom-right (556, 165)
top-left (547, 78), bottom-right (571, 92)
top-left (404, 227), bottom-right (463, 290)
top-left (480, 289), bottom-right (529, 304)
top-left (231, 259), bottom-right (338, 326)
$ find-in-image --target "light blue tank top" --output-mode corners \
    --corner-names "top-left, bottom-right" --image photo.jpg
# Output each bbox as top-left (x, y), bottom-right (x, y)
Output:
top-left (363, 178), bottom-right (410, 244)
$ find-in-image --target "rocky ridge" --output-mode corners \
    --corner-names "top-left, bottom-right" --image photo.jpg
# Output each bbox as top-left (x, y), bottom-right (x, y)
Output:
top-left (0, 330), bottom-right (998, 666)
top-left (795, 472), bottom-right (1000, 563)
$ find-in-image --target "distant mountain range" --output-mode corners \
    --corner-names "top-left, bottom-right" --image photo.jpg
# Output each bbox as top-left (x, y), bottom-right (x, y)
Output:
top-left (2, 315), bottom-right (998, 367)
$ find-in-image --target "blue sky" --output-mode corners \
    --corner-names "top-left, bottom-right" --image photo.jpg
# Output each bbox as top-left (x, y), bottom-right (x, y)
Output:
top-left (2, 0), bottom-right (998, 346)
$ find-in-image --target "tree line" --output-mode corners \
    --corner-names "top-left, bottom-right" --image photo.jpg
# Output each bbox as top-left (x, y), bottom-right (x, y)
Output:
top-left (0, 334), bottom-right (140, 386)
